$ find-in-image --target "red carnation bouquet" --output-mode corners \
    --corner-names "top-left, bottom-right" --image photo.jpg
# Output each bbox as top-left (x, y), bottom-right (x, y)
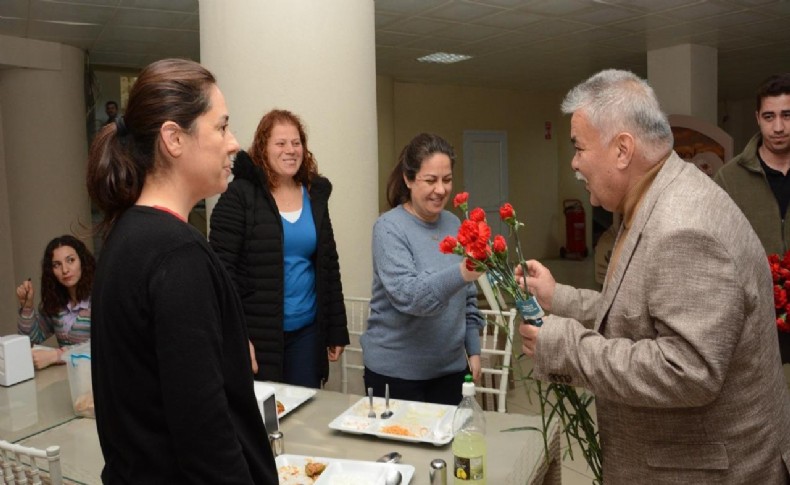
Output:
top-left (440, 192), bottom-right (602, 482)
top-left (769, 251), bottom-right (790, 333)
top-left (439, 192), bottom-right (545, 325)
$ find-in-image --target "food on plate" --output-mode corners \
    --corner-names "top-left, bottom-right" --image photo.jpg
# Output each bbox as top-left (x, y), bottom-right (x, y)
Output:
top-left (74, 392), bottom-right (95, 417)
top-left (380, 424), bottom-right (412, 436)
top-left (277, 400), bottom-right (285, 415)
top-left (305, 462), bottom-right (327, 479)
top-left (277, 459), bottom-right (328, 484)
top-left (380, 423), bottom-right (430, 438)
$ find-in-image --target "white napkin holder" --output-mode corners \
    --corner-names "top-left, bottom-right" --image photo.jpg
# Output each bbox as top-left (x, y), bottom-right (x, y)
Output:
top-left (0, 335), bottom-right (35, 387)
top-left (253, 382), bottom-right (279, 432)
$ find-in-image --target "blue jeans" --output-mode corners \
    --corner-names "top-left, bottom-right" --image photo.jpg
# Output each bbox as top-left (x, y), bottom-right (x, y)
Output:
top-left (283, 323), bottom-right (321, 388)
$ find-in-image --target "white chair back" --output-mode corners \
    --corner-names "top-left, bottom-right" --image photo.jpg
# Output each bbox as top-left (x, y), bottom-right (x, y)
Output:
top-left (477, 308), bottom-right (518, 413)
top-left (477, 274), bottom-right (507, 312)
top-left (341, 297), bottom-right (370, 395)
top-left (0, 440), bottom-right (62, 485)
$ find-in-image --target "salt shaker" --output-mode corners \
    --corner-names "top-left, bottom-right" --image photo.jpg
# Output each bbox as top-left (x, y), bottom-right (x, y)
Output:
top-left (268, 431), bottom-right (284, 457)
top-left (429, 458), bottom-right (447, 485)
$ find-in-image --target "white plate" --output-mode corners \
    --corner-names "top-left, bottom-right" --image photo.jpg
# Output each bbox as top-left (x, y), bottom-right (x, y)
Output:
top-left (276, 454), bottom-right (414, 485)
top-left (255, 381), bottom-right (317, 418)
top-left (328, 397), bottom-right (456, 446)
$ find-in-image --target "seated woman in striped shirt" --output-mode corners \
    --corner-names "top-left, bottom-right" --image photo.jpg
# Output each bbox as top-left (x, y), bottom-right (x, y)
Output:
top-left (16, 235), bottom-right (94, 369)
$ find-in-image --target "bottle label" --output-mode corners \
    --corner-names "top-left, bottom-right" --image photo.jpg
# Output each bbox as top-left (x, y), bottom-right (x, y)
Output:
top-left (453, 454), bottom-right (484, 481)
top-left (515, 297), bottom-right (544, 325)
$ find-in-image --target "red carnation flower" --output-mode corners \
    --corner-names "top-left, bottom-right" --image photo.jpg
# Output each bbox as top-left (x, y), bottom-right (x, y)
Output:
top-left (499, 203), bottom-right (515, 221)
top-left (469, 207), bottom-right (486, 222)
top-left (439, 236), bottom-right (458, 254)
top-left (468, 244), bottom-right (490, 262)
top-left (453, 192), bottom-right (469, 208)
top-left (493, 235), bottom-right (507, 254)
top-left (477, 221), bottom-right (491, 243)
top-left (775, 286), bottom-right (788, 309)
top-left (457, 220), bottom-right (479, 247)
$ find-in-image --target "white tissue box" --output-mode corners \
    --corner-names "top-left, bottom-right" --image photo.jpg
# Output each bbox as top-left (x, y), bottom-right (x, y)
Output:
top-left (0, 335), bottom-right (35, 387)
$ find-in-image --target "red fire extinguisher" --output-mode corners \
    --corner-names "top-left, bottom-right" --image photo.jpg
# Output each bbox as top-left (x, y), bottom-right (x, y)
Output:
top-left (560, 199), bottom-right (588, 259)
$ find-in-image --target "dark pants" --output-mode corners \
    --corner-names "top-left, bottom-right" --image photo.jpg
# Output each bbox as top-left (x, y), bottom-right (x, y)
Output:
top-left (363, 367), bottom-right (468, 406)
top-left (780, 331), bottom-right (790, 364)
top-left (283, 323), bottom-right (320, 389)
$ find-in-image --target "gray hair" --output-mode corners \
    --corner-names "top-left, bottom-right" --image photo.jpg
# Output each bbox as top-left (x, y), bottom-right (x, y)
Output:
top-left (561, 69), bottom-right (673, 160)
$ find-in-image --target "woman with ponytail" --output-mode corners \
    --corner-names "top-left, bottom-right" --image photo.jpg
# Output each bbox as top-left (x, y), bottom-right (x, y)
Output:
top-left (86, 58), bottom-right (277, 484)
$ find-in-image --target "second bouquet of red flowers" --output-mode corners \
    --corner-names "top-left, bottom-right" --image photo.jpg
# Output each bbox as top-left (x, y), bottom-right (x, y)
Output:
top-left (769, 251), bottom-right (790, 334)
top-left (439, 191), bottom-right (544, 325)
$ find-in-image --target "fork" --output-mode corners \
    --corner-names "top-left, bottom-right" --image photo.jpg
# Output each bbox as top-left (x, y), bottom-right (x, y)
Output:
top-left (367, 387), bottom-right (377, 418)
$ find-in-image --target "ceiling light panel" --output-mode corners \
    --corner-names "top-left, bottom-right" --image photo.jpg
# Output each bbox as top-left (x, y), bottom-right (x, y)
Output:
top-left (417, 52), bottom-right (472, 63)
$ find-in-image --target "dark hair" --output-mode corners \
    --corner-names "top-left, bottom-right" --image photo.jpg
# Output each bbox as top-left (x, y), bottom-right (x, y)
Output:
top-left (86, 58), bottom-right (216, 237)
top-left (39, 235), bottom-right (95, 317)
top-left (105, 101), bottom-right (118, 109)
top-left (386, 133), bottom-right (455, 208)
top-left (248, 109), bottom-right (318, 190)
top-left (756, 73), bottom-right (790, 111)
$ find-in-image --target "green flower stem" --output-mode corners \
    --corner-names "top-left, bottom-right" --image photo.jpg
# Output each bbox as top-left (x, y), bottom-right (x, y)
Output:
top-left (499, 309), bottom-right (602, 484)
top-left (453, 207), bottom-right (602, 483)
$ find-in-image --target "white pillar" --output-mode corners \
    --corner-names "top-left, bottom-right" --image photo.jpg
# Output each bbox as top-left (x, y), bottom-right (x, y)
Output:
top-left (647, 44), bottom-right (718, 125)
top-left (199, 0), bottom-right (378, 298)
top-left (0, 39), bottom-right (90, 334)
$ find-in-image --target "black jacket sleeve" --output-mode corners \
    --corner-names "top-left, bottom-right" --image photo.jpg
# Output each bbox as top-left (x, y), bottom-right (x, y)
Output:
top-left (209, 182), bottom-right (249, 288)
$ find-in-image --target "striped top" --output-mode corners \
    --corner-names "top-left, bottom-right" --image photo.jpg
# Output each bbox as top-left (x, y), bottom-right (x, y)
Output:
top-left (17, 298), bottom-right (91, 347)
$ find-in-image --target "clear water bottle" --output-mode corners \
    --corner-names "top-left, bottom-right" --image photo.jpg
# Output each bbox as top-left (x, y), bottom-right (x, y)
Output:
top-left (452, 375), bottom-right (486, 484)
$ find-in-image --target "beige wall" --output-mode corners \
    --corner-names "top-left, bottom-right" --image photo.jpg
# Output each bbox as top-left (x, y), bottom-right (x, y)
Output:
top-left (720, 96), bottom-right (758, 155)
top-left (376, 75), bottom-right (395, 212)
top-left (379, 80), bottom-right (589, 260)
top-left (0, 105), bottom-right (15, 334)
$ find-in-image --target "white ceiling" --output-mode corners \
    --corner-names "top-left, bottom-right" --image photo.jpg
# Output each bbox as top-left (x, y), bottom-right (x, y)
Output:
top-left (2, 0), bottom-right (789, 99)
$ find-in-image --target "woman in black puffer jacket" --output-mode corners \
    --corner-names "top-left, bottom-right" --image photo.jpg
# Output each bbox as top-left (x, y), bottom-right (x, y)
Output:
top-left (209, 109), bottom-right (348, 387)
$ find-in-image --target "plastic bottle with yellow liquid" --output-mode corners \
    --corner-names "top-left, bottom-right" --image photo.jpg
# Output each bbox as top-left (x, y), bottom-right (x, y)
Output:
top-left (452, 374), bottom-right (486, 484)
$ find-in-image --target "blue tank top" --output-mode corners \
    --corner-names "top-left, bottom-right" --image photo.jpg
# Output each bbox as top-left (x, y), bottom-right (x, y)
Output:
top-left (281, 186), bottom-right (317, 331)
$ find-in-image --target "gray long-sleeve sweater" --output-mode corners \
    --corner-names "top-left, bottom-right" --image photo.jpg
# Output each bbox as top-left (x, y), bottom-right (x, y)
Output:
top-left (361, 205), bottom-right (483, 380)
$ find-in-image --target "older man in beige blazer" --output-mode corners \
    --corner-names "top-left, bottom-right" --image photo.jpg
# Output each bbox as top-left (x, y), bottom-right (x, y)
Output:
top-left (520, 70), bottom-right (790, 484)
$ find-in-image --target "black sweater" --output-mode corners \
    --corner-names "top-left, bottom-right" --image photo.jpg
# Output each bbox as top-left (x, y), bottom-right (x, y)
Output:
top-left (92, 207), bottom-right (277, 484)
top-left (209, 151), bottom-right (349, 383)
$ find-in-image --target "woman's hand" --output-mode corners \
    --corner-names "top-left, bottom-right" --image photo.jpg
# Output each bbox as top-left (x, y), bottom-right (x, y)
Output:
top-left (468, 354), bottom-right (482, 383)
top-left (16, 279), bottom-right (34, 310)
top-left (459, 261), bottom-right (484, 283)
top-left (31, 348), bottom-right (62, 370)
top-left (327, 345), bottom-right (345, 362)
top-left (515, 260), bottom-right (556, 311)
top-left (248, 340), bottom-right (259, 374)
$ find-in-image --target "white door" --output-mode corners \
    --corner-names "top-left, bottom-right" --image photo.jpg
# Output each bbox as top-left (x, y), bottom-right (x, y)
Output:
top-left (462, 131), bottom-right (508, 237)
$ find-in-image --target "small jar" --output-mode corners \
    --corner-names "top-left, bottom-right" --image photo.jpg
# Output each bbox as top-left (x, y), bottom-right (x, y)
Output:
top-left (429, 458), bottom-right (447, 485)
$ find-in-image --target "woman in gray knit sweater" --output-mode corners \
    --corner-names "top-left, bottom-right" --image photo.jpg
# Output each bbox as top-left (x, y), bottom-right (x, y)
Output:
top-left (360, 133), bottom-right (484, 406)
